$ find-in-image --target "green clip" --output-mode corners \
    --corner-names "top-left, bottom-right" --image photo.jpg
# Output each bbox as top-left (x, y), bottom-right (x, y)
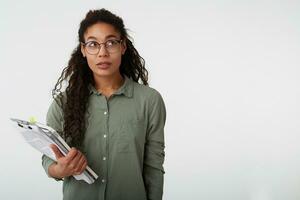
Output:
top-left (29, 116), bottom-right (37, 124)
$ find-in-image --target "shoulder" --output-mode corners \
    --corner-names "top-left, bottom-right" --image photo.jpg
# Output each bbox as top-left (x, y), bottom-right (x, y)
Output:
top-left (131, 81), bottom-right (165, 104)
top-left (46, 92), bottom-right (66, 123)
top-left (46, 92), bottom-right (67, 132)
top-left (48, 92), bottom-right (66, 111)
top-left (131, 82), bottom-right (167, 124)
top-left (130, 82), bottom-right (166, 117)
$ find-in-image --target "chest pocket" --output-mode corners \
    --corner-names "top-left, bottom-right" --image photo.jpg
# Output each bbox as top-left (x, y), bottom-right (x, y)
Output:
top-left (117, 118), bottom-right (146, 153)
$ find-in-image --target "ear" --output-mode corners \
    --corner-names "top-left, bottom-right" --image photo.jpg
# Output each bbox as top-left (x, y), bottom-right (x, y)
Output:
top-left (121, 39), bottom-right (127, 55)
top-left (81, 43), bottom-right (86, 57)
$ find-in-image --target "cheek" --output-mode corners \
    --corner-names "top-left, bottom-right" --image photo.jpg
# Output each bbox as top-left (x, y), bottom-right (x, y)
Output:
top-left (114, 57), bottom-right (122, 67)
top-left (86, 57), bottom-right (96, 69)
top-left (110, 53), bottom-right (122, 68)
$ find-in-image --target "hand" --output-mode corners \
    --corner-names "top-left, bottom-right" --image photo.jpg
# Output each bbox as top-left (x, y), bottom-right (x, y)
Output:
top-left (48, 144), bottom-right (88, 179)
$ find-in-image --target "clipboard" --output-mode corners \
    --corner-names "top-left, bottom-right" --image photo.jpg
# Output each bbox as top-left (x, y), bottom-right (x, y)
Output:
top-left (10, 118), bottom-right (98, 184)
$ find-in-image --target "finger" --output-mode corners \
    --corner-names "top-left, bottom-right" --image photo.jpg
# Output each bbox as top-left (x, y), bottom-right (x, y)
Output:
top-left (67, 151), bottom-right (82, 171)
top-left (79, 160), bottom-right (87, 173)
top-left (50, 144), bottom-right (64, 159)
top-left (74, 156), bottom-right (87, 173)
top-left (69, 152), bottom-right (83, 168)
top-left (74, 160), bottom-right (87, 175)
top-left (65, 148), bottom-right (78, 163)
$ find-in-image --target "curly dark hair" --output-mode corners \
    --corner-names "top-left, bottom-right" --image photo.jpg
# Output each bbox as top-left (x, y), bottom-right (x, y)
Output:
top-left (52, 8), bottom-right (148, 149)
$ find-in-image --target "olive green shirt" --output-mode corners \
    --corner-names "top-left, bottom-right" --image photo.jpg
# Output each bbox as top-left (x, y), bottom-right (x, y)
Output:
top-left (41, 76), bottom-right (166, 200)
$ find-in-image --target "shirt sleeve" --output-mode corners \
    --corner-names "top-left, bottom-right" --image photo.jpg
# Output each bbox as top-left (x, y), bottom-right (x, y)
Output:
top-left (41, 98), bottom-right (64, 181)
top-left (143, 90), bottom-right (166, 200)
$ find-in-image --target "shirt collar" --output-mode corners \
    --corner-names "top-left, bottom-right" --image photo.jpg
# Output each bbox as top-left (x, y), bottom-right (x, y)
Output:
top-left (88, 75), bottom-right (133, 98)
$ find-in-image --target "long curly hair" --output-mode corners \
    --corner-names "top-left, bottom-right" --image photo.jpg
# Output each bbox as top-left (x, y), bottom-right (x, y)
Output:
top-left (52, 8), bottom-right (148, 149)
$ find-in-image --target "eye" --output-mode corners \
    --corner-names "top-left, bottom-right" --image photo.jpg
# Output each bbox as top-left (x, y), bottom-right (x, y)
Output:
top-left (86, 41), bottom-right (98, 48)
top-left (106, 40), bottom-right (118, 47)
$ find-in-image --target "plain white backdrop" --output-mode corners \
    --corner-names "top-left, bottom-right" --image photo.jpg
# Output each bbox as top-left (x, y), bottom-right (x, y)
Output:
top-left (1, 0), bottom-right (300, 199)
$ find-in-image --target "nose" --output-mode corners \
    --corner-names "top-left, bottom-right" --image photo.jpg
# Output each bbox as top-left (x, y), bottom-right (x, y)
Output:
top-left (97, 44), bottom-right (109, 57)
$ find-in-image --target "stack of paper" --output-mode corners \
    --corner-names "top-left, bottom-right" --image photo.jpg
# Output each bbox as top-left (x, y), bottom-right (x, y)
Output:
top-left (11, 118), bottom-right (98, 184)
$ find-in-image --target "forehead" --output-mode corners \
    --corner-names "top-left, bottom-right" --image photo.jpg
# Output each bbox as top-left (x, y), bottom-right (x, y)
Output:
top-left (84, 22), bottom-right (120, 42)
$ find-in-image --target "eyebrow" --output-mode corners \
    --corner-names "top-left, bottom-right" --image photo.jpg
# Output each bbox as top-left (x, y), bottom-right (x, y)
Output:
top-left (86, 35), bottom-right (119, 41)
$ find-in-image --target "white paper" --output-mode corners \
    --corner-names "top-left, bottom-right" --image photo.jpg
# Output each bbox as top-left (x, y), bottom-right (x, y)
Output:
top-left (11, 118), bottom-right (98, 184)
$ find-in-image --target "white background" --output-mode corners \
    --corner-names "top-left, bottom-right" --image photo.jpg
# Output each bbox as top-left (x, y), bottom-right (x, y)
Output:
top-left (1, 0), bottom-right (300, 199)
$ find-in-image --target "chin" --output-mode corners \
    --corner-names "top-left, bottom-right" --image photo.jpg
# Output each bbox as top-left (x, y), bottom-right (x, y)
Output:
top-left (94, 69), bottom-right (118, 78)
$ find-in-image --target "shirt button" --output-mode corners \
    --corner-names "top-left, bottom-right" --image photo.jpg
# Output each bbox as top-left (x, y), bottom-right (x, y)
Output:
top-left (103, 157), bottom-right (106, 161)
top-left (102, 179), bottom-right (106, 183)
top-left (103, 134), bottom-right (107, 138)
top-left (104, 111), bottom-right (108, 115)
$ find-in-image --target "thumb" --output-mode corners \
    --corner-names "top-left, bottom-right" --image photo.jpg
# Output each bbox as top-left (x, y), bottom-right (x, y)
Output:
top-left (50, 144), bottom-right (64, 159)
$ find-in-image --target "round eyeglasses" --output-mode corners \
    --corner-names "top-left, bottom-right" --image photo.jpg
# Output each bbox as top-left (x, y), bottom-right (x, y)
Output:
top-left (82, 39), bottom-right (123, 55)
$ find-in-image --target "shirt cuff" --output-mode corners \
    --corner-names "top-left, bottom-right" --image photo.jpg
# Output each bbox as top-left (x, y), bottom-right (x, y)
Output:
top-left (42, 155), bottom-right (63, 181)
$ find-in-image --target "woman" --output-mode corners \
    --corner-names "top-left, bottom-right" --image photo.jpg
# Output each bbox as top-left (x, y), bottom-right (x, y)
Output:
top-left (41, 8), bottom-right (166, 200)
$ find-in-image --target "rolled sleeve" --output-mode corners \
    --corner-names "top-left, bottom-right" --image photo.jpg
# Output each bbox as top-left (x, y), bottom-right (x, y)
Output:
top-left (143, 90), bottom-right (166, 200)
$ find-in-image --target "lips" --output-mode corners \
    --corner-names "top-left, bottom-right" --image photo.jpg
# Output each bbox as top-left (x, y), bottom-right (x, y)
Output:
top-left (96, 61), bottom-right (112, 69)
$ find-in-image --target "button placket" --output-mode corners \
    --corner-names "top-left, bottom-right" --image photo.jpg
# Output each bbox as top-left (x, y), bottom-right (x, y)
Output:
top-left (102, 98), bottom-right (109, 184)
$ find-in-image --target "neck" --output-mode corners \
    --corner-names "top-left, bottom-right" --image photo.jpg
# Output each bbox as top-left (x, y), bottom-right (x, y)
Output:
top-left (93, 73), bottom-right (124, 94)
